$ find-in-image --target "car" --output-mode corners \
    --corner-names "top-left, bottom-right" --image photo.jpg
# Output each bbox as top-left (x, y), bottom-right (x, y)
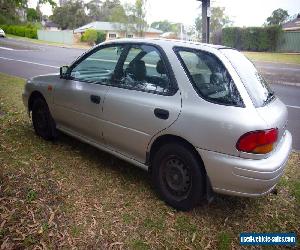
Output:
top-left (22, 38), bottom-right (292, 210)
top-left (0, 28), bottom-right (5, 38)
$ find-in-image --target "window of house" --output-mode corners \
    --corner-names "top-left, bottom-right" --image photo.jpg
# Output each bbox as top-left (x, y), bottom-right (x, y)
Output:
top-left (109, 33), bottom-right (117, 39)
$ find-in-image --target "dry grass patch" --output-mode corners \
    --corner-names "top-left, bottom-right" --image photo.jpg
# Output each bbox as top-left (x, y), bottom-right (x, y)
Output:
top-left (0, 73), bottom-right (299, 249)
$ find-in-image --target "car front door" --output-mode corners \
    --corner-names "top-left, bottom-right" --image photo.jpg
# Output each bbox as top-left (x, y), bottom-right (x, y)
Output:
top-left (52, 45), bottom-right (125, 144)
top-left (102, 44), bottom-right (182, 163)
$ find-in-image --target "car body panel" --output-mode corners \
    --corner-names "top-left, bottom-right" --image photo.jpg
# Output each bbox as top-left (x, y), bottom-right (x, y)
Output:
top-left (102, 87), bottom-right (181, 163)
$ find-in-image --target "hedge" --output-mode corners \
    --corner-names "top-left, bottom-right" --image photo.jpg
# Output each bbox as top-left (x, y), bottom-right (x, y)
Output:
top-left (0, 25), bottom-right (37, 39)
top-left (222, 26), bottom-right (281, 51)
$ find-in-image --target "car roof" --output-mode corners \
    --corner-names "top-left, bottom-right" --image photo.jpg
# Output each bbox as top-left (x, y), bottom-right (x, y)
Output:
top-left (103, 38), bottom-right (231, 51)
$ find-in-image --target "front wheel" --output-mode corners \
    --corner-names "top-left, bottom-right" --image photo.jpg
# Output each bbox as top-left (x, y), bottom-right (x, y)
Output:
top-left (32, 97), bottom-right (57, 140)
top-left (152, 143), bottom-right (206, 211)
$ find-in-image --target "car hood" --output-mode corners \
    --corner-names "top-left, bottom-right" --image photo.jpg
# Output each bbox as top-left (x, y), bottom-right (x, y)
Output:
top-left (29, 73), bottom-right (60, 84)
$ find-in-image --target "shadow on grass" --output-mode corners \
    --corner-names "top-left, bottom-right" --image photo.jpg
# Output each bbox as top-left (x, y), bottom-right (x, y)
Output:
top-left (41, 127), bottom-right (259, 215)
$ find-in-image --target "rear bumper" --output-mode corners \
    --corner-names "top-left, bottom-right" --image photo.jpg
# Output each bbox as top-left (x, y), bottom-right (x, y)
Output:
top-left (197, 130), bottom-right (292, 197)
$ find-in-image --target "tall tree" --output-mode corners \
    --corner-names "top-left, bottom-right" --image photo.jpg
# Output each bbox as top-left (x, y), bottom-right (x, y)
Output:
top-left (151, 20), bottom-right (173, 33)
top-left (26, 8), bottom-right (40, 22)
top-left (85, 0), bottom-right (102, 21)
top-left (266, 8), bottom-right (289, 25)
top-left (124, 0), bottom-right (147, 36)
top-left (0, 0), bottom-right (56, 23)
top-left (195, 7), bottom-right (232, 39)
top-left (51, 0), bottom-right (89, 29)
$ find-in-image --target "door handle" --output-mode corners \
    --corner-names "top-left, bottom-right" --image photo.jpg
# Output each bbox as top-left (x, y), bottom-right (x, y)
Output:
top-left (154, 108), bottom-right (169, 120)
top-left (90, 95), bottom-right (101, 104)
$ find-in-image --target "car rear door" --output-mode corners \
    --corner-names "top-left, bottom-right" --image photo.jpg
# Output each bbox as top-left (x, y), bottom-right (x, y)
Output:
top-left (52, 45), bottom-right (125, 144)
top-left (101, 44), bottom-right (181, 163)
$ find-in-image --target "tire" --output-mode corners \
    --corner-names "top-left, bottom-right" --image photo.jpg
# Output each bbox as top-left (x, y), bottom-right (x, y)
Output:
top-left (32, 97), bottom-right (57, 140)
top-left (152, 143), bottom-right (205, 211)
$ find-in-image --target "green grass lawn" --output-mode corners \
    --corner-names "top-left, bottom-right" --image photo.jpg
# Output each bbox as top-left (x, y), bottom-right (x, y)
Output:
top-left (243, 51), bottom-right (300, 65)
top-left (0, 72), bottom-right (299, 249)
top-left (6, 34), bottom-right (90, 49)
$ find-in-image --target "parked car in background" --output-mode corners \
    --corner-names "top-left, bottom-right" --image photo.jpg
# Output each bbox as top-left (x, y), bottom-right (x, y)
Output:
top-left (0, 28), bottom-right (6, 38)
top-left (22, 38), bottom-right (292, 210)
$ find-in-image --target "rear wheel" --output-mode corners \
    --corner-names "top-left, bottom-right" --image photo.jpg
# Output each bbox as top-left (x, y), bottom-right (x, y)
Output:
top-left (152, 143), bottom-right (205, 211)
top-left (32, 97), bottom-right (57, 140)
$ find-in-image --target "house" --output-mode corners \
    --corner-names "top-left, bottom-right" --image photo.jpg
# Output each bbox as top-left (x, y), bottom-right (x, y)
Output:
top-left (41, 20), bottom-right (59, 31)
top-left (74, 21), bottom-right (163, 40)
top-left (282, 13), bottom-right (300, 31)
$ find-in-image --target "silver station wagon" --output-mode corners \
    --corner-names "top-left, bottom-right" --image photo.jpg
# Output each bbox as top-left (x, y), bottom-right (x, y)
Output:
top-left (23, 39), bottom-right (292, 210)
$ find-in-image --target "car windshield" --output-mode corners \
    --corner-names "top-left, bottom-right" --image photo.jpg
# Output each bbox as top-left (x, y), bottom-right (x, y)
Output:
top-left (220, 49), bottom-right (274, 107)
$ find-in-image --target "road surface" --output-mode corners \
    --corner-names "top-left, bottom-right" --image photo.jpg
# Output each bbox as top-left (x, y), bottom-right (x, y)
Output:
top-left (0, 38), bottom-right (299, 150)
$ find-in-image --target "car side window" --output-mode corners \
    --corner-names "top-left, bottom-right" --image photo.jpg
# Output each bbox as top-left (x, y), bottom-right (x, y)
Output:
top-left (116, 45), bottom-right (171, 94)
top-left (70, 46), bottom-right (124, 84)
top-left (176, 48), bottom-right (243, 107)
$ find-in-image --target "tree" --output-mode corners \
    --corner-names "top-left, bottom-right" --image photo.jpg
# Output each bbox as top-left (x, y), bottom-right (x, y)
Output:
top-left (109, 5), bottom-right (127, 23)
top-left (51, 0), bottom-right (89, 30)
top-left (151, 20), bottom-right (173, 33)
top-left (124, 0), bottom-right (147, 37)
top-left (85, 0), bottom-right (102, 21)
top-left (27, 8), bottom-right (40, 22)
top-left (86, 0), bottom-right (124, 22)
top-left (195, 7), bottom-right (232, 39)
top-left (0, 0), bottom-right (56, 23)
top-left (266, 8), bottom-right (289, 25)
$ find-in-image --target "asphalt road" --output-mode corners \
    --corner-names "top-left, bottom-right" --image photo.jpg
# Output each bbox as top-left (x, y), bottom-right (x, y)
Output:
top-left (0, 38), bottom-right (299, 150)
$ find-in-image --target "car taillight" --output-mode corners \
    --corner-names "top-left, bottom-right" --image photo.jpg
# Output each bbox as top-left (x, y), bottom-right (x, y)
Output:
top-left (236, 128), bottom-right (278, 154)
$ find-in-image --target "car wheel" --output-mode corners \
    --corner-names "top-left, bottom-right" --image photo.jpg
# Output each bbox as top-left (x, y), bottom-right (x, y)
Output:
top-left (152, 143), bottom-right (205, 211)
top-left (32, 97), bottom-right (57, 140)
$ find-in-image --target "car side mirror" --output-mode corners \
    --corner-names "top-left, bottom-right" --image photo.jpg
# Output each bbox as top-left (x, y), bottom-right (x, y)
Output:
top-left (60, 65), bottom-right (69, 79)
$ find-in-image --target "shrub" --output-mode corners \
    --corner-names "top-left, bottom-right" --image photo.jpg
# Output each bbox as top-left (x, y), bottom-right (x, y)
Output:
top-left (96, 31), bottom-right (106, 44)
top-left (81, 29), bottom-right (98, 45)
top-left (0, 24), bottom-right (37, 39)
top-left (222, 26), bottom-right (281, 51)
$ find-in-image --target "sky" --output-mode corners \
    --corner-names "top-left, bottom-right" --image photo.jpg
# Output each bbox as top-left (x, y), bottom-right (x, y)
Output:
top-left (28, 0), bottom-right (300, 27)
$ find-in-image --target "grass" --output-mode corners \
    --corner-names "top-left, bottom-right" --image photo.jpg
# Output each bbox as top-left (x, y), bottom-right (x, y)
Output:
top-left (6, 34), bottom-right (90, 49)
top-left (243, 51), bottom-right (300, 65)
top-left (0, 72), bottom-right (299, 249)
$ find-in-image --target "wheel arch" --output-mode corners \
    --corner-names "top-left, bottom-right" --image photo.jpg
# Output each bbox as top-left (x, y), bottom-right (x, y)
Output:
top-left (28, 91), bottom-right (46, 112)
top-left (147, 134), bottom-right (206, 174)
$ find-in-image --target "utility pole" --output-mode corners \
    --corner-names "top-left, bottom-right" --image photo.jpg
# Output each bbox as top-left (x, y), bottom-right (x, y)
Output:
top-left (197, 0), bottom-right (211, 43)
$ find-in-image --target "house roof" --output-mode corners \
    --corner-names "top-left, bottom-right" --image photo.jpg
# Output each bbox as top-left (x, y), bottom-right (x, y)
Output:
top-left (282, 14), bottom-right (300, 31)
top-left (74, 21), bottom-right (163, 34)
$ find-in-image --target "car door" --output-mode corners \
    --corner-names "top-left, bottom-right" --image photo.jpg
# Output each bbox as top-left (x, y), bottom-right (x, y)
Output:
top-left (102, 44), bottom-right (182, 163)
top-left (52, 44), bottom-right (125, 144)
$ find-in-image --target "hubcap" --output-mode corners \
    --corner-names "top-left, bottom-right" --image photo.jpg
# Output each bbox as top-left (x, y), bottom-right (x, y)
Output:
top-left (162, 156), bottom-right (191, 200)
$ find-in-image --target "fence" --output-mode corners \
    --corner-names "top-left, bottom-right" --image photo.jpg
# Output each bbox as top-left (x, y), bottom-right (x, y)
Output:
top-left (277, 31), bottom-right (300, 52)
top-left (37, 30), bottom-right (74, 45)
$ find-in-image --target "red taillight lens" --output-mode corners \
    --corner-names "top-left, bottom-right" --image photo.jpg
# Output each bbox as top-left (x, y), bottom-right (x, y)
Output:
top-left (236, 128), bottom-right (278, 154)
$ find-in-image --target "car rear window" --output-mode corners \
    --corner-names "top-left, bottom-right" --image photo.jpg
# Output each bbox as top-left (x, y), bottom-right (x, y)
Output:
top-left (175, 47), bottom-right (244, 107)
top-left (220, 49), bottom-right (274, 107)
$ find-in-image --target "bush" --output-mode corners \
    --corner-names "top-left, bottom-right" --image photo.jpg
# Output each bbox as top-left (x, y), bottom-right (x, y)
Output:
top-left (222, 26), bottom-right (281, 51)
top-left (96, 31), bottom-right (106, 44)
top-left (81, 29), bottom-right (98, 45)
top-left (0, 24), bottom-right (37, 39)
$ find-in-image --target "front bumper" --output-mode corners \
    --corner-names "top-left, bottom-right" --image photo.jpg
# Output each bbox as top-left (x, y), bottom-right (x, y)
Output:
top-left (197, 130), bottom-right (292, 197)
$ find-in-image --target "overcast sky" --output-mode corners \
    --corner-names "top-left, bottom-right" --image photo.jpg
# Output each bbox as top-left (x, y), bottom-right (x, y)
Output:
top-left (29, 0), bottom-right (300, 27)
